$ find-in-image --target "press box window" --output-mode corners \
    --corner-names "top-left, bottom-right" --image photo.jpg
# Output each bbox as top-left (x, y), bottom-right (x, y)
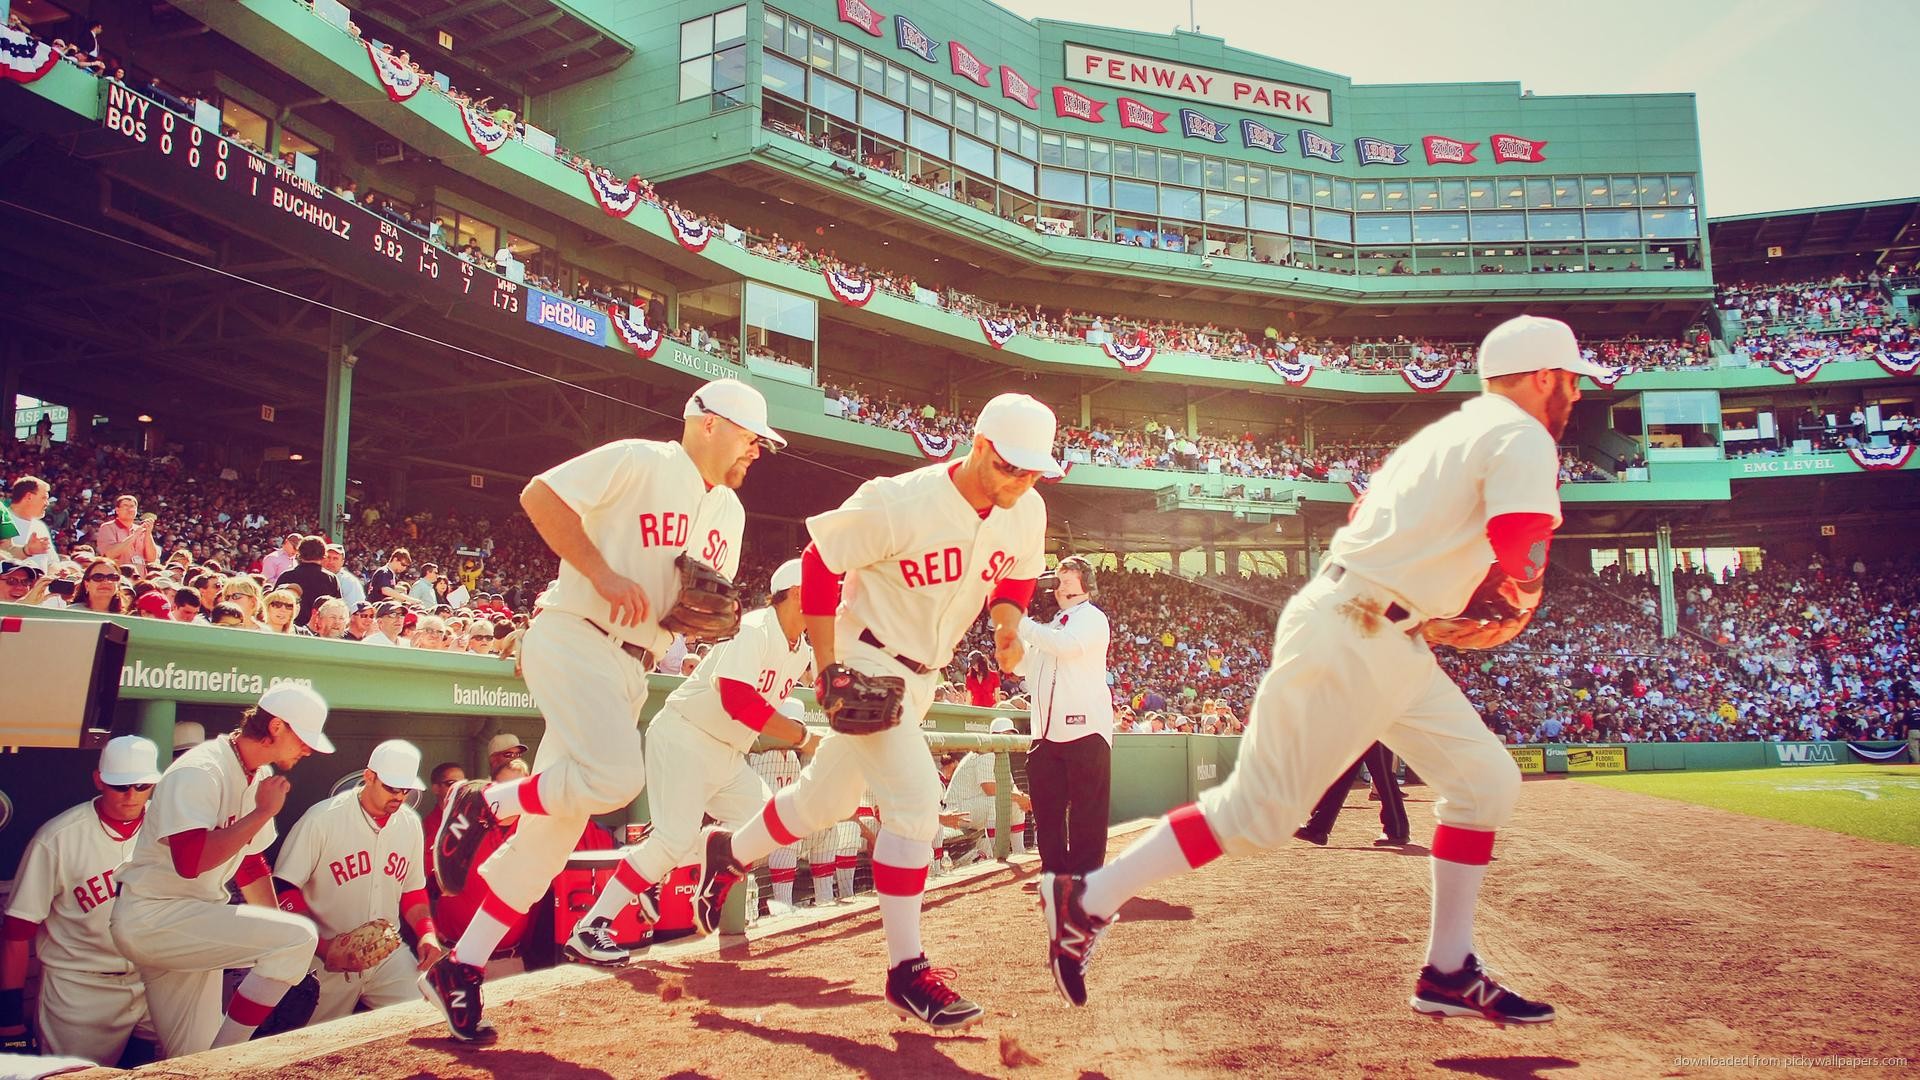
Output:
top-left (680, 6), bottom-right (748, 110)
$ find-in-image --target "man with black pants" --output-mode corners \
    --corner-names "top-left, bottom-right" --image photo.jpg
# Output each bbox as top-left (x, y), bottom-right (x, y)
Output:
top-left (1014, 556), bottom-right (1113, 876)
top-left (1295, 743), bottom-right (1408, 847)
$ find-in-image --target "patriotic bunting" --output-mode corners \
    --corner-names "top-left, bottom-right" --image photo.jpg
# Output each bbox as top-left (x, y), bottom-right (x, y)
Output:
top-left (1588, 364), bottom-right (1633, 389)
top-left (586, 171), bottom-right (644, 217)
top-left (1874, 350), bottom-right (1920, 376)
top-left (365, 41), bottom-right (424, 101)
top-left (1265, 355), bottom-right (1313, 385)
top-left (458, 105), bottom-right (511, 155)
top-left (1848, 741), bottom-right (1913, 760)
top-left (823, 266), bottom-right (875, 306)
top-left (665, 205), bottom-right (712, 252)
top-left (978, 317), bottom-right (1018, 349)
top-left (1847, 445), bottom-right (1914, 471)
top-left (910, 429), bottom-right (958, 461)
top-left (1400, 361), bottom-right (1455, 393)
top-left (1771, 355), bottom-right (1826, 384)
top-left (611, 313), bottom-right (663, 359)
top-left (1347, 477), bottom-right (1369, 499)
top-left (0, 26), bottom-right (59, 83)
top-left (1103, 338), bottom-right (1155, 371)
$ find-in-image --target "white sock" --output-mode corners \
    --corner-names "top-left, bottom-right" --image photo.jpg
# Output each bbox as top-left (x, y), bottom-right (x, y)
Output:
top-left (582, 858), bottom-right (648, 925)
top-left (453, 902), bottom-right (515, 968)
top-left (211, 972), bottom-right (296, 1048)
top-left (1080, 818), bottom-right (1192, 920)
top-left (1425, 858), bottom-right (1489, 972)
top-left (1012, 825), bottom-right (1027, 854)
top-left (813, 873), bottom-right (835, 906)
top-left (485, 777), bottom-right (533, 822)
top-left (873, 831), bottom-right (930, 967)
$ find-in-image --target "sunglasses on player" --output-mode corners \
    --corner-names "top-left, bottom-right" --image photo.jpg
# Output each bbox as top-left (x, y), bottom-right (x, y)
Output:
top-left (106, 782), bottom-right (154, 793)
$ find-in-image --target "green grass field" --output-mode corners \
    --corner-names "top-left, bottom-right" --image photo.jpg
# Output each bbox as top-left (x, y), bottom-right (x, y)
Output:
top-left (1577, 765), bottom-right (1920, 848)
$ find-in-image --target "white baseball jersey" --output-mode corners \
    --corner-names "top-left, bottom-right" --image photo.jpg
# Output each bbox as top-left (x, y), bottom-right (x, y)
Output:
top-left (274, 789), bottom-right (426, 936)
top-left (1015, 601), bottom-right (1115, 744)
top-left (1329, 393), bottom-right (1560, 618)
top-left (115, 736), bottom-right (277, 904)
top-left (534, 438), bottom-right (745, 657)
top-left (672, 608), bottom-right (814, 752)
top-left (808, 460), bottom-right (1046, 670)
top-left (942, 753), bottom-right (996, 808)
top-left (4, 800), bottom-right (141, 974)
top-left (749, 748), bottom-right (801, 792)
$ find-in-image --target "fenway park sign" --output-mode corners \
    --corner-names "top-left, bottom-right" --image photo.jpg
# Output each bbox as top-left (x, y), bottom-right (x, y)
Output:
top-left (1064, 44), bottom-right (1331, 125)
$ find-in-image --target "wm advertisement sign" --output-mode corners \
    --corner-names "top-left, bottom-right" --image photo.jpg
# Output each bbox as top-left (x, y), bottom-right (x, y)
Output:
top-left (1771, 742), bottom-right (1840, 767)
top-left (1565, 747), bottom-right (1627, 773)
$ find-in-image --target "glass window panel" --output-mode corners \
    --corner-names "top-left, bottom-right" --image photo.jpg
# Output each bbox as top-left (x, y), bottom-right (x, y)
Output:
top-left (680, 57), bottom-right (713, 101)
top-left (1499, 181), bottom-right (1528, 209)
top-left (810, 72), bottom-right (856, 121)
top-left (1020, 124), bottom-right (1038, 162)
top-left (833, 44), bottom-right (857, 82)
top-left (1554, 178), bottom-right (1581, 208)
top-left (1312, 209), bottom-right (1351, 243)
top-left (1382, 179), bottom-right (1408, 206)
top-left (1160, 150), bottom-right (1182, 182)
top-left (1586, 208), bottom-right (1640, 240)
top-left (1040, 167), bottom-right (1086, 203)
top-left (908, 75), bottom-right (931, 115)
top-left (1331, 179), bottom-right (1354, 210)
top-left (1311, 177), bottom-right (1333, 207)
top-left (1440, 179), bottom-right (1468, 210)
top-left (931, 86), bottom-right (951, 124)
top-left (997, 154), bottom-right (1035, 194)
top-left (1612, 176), bottom-right (1638, 207)
top-left (1354, 180), bottom-right (1381, 207)
top-left (1642, 207), bottom-right (1697, 239)
top-left (1411, 179), bottom-right (1439, 210)
top-left (1669, 176), bottom-right (1696, 206)
top-left (681, 16), bottom-right (713, 61)
top-left (1181, 154), bottom-right (1203, 186)
top-left (1249, 199), bottom-right (1288, 233)
top-left (1584, 176), bottom-right (1611, 207)
top-left (1089, 175), bottom-right (1110, 207)
top-left (1525, 178), bottom-right (1552, 208)
top-left (810, 28), bottom-right (834, 71)
top-left (909, 113), bottom-right (949, 159)
top-left (1162, 186), bottom-right (1202, 221)
top-left (999, 114), bottom-right (1019, 152)
top-left (1113, 144), bottom-right (1133, 176)
top-left (1114, 178), bottom-right (1157, 213)
top-left (1355, 213), bottom-right (1411, 243)
top-left (860, 53), bottom-right (884, 93)
top-left (1089, 139), bottom-right (1110, 172)
top-left (1469, 211), bottom-right (1525, 242)
top-left (713, 46), bottom-right (746, 93)
top-left (1064, 136), bottom-right (1087, 169)
top-left (954, 132), bottom-right (994, 175)
top-left (784, 20), bottom-right (808, 58)
top-left (1204, 159), bottom-right (1227, 190)
top-left (745, 281), bottom-right (815, 340)
top-left (1468, 180), bottom-right (1496, 209)
top-left (763, 10), bottom-right (784, 47)
top-left (1528, 210), bottom-right (1584, 241)
top-left (1243, 165), bottom-right (1265, 197)
top-left (884, 63), bottom-right (906, 102)
top-left (975, 104), bottom-right (996, 140)
top-left (1205, 193), bottom-right (1246, 227)
top-left (714, 6), bottom-right (747, 49)
top-left (763, 51), bottom-right (805, 98)
top-left (954, 96), bottom-right (974, 131)
top-left (1039, 133), bottom-right (1064, 166)
top-left (861, 93), bottom-right (905, 140)
top-left (1412, 211), bottom-right (1467, 243)
top-left (1291, 172), bottom-right (1313, 204)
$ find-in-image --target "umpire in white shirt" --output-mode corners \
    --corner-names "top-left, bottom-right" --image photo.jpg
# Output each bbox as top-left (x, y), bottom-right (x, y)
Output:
top-left (1012, 556), bottom-right (1113, 874)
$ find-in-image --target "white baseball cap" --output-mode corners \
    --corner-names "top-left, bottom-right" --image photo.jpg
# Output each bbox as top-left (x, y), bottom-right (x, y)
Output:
top-left (685, 379), bottom-right (786, 450)
top-left (776, 699), bottom-right (805, 721)
top-left (257, 683), bottom-right (334, 754)
top-left (973, 393), bottom-right (1063, 478)
top-left (98, 735), bottom-right (162, 786)
top-left (989, 716), bottom-right (1019, 735)
top-left (486, 732), bottom-right (528, 758)
top-left (172, 720), bottom-right (207, 755)
top-left (1477, 315), bottom-right (1610, 380)
top-left (367, 739), bottom-right (425, 791)
top-left (770, 558), bottom-right (803, 595)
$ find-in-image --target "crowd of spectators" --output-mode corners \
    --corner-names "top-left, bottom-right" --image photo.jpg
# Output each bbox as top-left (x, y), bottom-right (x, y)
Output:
top-left (1718, 276), bottom-right (1895, 333)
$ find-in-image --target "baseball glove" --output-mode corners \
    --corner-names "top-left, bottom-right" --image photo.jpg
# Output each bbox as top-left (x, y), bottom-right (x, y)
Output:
top-left (657, 554), bottom-right (742, 643)
top-left (253, 973), bottom-right (320, 1039)
top-left (323, 918), bottom-right (403, 973)
top-left (817, 664), bottom-right (905, 735)
top-left (1422, 565), bottom-right (1543, 651)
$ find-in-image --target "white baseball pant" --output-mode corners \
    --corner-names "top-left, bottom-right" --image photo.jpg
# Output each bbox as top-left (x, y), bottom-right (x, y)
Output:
top-left (1196, 570), bottom-right (1522, 854)
top-left (481, 611), bottom-right (653, 911)
top-left (623, 710), bottom-right (771, 885)
top-left (310, 945), bottom-right (421, 1024)
top-left (108, 895), bottom-right (317, 1058)
top-left (35, 968), bottom-right (153, 1065)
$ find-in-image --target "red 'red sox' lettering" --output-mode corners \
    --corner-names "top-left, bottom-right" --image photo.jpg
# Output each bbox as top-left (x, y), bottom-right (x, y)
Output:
top-left (900, 548), bottom-right (964, 587)
top-left (979, 551), bottom-right (1015, 584)
top-left (330, 850), bottom-right (374, 885)
top-left (385, 852), bottom-right (411, 881)
top-left (637, 512), bottom-right (690, 547)
top-left (701, 529), bottom-right (729, 568)
top-left (72, 869), bottom-right (120, 913)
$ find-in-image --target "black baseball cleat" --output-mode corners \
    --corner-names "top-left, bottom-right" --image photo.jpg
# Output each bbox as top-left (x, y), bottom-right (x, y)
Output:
top-left (885, 955), bottom-right (985, 1031)
top-left (563, 916), bottom-right (629, 967)
top-left (1038, 872), bottom-right (1115, 1007)
top-left (635, 882), bottom-right (662, 926)
top-left (433, 779), bottom-right (497, 896)
top-left (1293, 827), bottom-right (1330, 847)
top-left (1374, 834), bottom-right (1410, 847)
top-left (1410, 954), bottom-right (1556, 1024)
top-left (417, 956), bottom-right (497, 1043)
top-left (692, 827), bottom-right (746, 936)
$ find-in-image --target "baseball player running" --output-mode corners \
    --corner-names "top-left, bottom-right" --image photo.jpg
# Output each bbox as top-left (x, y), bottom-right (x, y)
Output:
top-left (695, 393), bottom-right (1055, 1031)
top-left (1041, 315), bottom-right (1597, 1023)
top-left (1, 737), bottom-right (162, 1065)
top-left (563, 558), bottom-right (815, 965)
top-left (109, 684), bottom-right (332, 1057)
top-left (274, 740), bottom-right (442, 1023)
top-left (423, 379), bottom-right (778, 1041)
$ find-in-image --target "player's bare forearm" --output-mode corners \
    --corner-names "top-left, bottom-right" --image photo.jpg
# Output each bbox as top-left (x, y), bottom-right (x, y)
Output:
top-left (0, 937), bottom-right (29, 992)
top-left (521, 480), bottom-right (615, 582)
top-left (238, 876), bottom-right (278, 909)
top-left (805, 614), bottom-right (837, 670)
top-left (765, 713), bottom-right (819, 752)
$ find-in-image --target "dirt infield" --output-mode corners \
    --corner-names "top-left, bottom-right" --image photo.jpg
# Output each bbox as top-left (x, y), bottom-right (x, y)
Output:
top-left (142, 776), bottom-right (1918, 1079)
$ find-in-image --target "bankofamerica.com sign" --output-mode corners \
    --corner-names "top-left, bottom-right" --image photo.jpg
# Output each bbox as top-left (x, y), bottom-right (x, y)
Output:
top-left (1064, 44), bottom-right (1331, 125)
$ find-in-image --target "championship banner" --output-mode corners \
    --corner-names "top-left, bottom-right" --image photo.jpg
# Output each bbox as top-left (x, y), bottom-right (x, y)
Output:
top-left (1103, 338), bottom-right (1155, 371)
top-left (0, 26), bottom-right (60, 83)
top-left (1489, 133), bottom-right (1548, 163)
top-left (895, 16), bottom-right (940, 63)
top-left (1354, 138), bottom-right (1409, 166)
top-left (586, 171), bottom-right (644, 217)
top-left (1507, 746), bottom-right (1545, 774)
top-left (611, 313), bottom-right (663, 359)
top-left (1421, 135), bottom-right (1478, 166)
top-left (1588, 363), bottom-right (1633, 389)
top-left (1771, 354), bottom-right (1826, 384)
top-left (837, 0), bottom-right (885, 37)
top-left (1000, 66), bottom-right (1039, 110)
top-left (949, 41), bottom-right (992, 88)
top-left (365, 41), bottom-right (424, 102)
top-left (1299, 131), bottom-right (1342, 162)
top-left (1400, 361), bottom-right (1455, 393)
top-left (1874, 349), bottom-right (1920, 375)
top-left (1347, 477), bottom-right (1369, 499)
top-left (1265, 355), bottom-right (1313, 385)
top-left (1053, 86), bottom-right (1107, 124)
top-left (910, 429), bottom-right (957, 461)
top-left (1180, 109), bottom-right (1227, 143)
top-left (1564, 746), bottom-right (1626, 773)
top-left (1117, 98), bottom-right (1170, 133)
top-left (1241, 119), bottom-right (1288, 155)
top-left (823, 266), bottom-right (875, 307)
top-left (1038, 461), bottom-right (1076, 485)
top-left (458, 105), bottom-right (511, 155)
top-left (978, 317), bottom-right (1018, 349)
top-left (665, 205), bottom-right (712, 252)
top-left (1847, 445), bottom-right (1915, 471)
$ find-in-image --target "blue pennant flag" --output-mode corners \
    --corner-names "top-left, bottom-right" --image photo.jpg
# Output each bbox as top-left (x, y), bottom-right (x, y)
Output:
top-left (1180, 109), bottom-right (1227, 143)
top-left (894, 15), bottom-right (940, 63)
top-left (1354, 137), bottom-right (1409, 166)
top-left (1300, 131), bottom-right (1343, 162)
top-left (1241, 118), bottom-right (1288, 155)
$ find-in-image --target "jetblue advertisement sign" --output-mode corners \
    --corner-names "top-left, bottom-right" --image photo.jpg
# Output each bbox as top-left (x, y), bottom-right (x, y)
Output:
top-left (526, 288), bottom-right (605, 345)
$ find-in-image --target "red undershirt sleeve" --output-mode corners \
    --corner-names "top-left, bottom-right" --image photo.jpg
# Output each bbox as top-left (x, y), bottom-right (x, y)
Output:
top-left (234, 854), bottom-right (271, 888)
top-left (800, 543), bottom-right (843, 618)
top-left (718, 678), bottom-right (777, 732)
top-left (166, 828), bottom-right (208, 878)
top-left (1486, 512), bottom-right (1556, 582)
top-left (2, 916), bottom-right (39, 942)
top-left (989, 577), bottom-right (1036, 613)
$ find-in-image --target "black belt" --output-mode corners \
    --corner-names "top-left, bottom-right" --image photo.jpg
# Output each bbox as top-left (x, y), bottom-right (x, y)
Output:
top-left (586, 619), bottom-right (657, 669)
top-left (1324, 564), bottom-right (1420, 632)
top-left (858, 629), bottom-right (933, 675)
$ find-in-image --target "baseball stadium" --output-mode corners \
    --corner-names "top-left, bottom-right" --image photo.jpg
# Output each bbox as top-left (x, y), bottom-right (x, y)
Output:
top-left (0, 0), bottom-right (1916, 1075)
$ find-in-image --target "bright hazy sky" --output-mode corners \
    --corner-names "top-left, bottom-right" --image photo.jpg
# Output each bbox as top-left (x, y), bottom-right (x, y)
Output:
top-left (997, 0), bottom-right (1917, 217)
